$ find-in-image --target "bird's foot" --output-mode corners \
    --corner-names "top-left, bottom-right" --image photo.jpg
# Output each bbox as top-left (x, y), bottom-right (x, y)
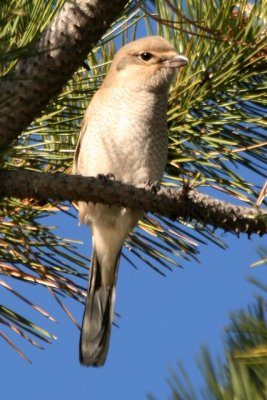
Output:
top-left (145, 180), bottom-right (161, 194)
top-left (96, 173), bottom-right (115, 181)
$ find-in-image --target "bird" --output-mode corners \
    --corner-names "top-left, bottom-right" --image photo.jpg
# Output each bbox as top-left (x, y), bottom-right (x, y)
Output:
top-left (73, 36), bottom-right (188, 367)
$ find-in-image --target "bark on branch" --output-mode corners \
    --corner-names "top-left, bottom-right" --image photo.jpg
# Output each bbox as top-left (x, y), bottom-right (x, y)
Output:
top-left (0, 169), bottom-right (266, 236)
top-left (0, 0), bottom-right (128, 147)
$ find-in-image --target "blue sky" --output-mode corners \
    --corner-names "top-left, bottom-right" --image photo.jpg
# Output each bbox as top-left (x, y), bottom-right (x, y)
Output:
top-left (2, 205), bottom-right (266, 399)
top-left (2, 5), bottom-right (266, 398)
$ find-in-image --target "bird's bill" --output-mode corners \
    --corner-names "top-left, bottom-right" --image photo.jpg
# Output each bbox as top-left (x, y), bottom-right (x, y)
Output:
top-left (163, 54), bottom-right (188, 68)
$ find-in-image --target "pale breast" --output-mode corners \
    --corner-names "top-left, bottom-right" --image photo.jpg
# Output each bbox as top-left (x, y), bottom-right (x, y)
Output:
top-left (77, 87), bottom-right (169, 186)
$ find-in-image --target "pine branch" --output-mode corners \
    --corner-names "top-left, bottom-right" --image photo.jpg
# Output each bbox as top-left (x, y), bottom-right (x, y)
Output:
top-left (0, 0), bottom-right (129, 148)
top-left (0, 169), bottom-right (266, 235)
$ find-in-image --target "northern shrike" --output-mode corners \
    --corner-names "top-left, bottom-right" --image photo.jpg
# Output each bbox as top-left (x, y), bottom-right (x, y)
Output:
top-left (73, 36), bottom-right (188, 366)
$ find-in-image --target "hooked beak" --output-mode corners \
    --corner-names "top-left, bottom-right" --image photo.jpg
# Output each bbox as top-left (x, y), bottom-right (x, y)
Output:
top-left (163, 54), bottom-right (188, 68)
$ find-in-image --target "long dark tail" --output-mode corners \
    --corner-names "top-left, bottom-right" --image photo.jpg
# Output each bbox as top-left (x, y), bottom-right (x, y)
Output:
top-left (79, 250), bottom-right (118, 367)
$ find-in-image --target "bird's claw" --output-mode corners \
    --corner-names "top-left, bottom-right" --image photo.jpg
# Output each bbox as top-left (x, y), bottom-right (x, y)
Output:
top-left (145, 180), bottom-right (161, 193)
top-left (106, 173), bottom-right (115, 180)
top-left (96, 173), bottom-right (115, 181)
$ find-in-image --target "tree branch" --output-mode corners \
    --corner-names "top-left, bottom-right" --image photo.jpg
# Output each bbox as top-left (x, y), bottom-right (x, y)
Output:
top-left (0, 169), bottom-right (266, 236)
top-left (0, 0), bottom-right (129, 148)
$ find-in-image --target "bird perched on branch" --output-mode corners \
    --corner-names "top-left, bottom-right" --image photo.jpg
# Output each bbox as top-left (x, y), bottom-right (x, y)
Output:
top-left (73, 36), bottom-right (188, 366)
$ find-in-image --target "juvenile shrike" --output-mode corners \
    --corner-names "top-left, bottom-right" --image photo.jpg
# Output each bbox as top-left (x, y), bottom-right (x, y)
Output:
top-left (73, 36), bottom-right (188, 366)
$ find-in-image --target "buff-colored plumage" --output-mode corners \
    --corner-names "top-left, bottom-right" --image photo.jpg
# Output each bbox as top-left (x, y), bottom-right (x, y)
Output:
top-left (73, 36), bottom-right (188, 366)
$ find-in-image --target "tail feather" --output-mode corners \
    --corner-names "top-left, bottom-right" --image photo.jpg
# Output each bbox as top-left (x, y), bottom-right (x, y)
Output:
top-left (79, 250), bottom-right (118, 366)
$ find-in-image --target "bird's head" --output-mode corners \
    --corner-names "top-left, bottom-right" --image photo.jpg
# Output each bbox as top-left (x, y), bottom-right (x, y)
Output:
top-left (102, 36), bottom-right (188, 92)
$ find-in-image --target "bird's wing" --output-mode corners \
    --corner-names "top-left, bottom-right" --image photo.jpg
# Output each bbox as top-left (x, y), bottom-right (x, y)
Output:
top-left (73, 107), bottom-right (91, 174)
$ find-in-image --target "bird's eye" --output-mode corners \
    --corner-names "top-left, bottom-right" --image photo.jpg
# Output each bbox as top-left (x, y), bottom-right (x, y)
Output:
top-left (139, 52), bottom-right (153, 61)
